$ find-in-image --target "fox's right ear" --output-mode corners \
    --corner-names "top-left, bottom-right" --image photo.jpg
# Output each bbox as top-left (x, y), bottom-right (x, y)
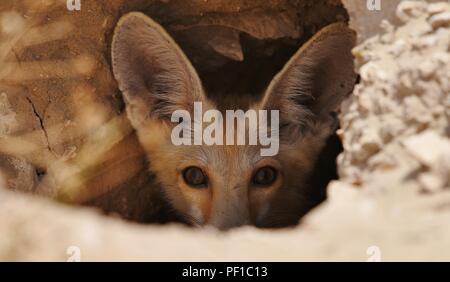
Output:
top-left (259, 22), bottom-right (356, 140)
top-left (112, 12), bottom-right (205, 129)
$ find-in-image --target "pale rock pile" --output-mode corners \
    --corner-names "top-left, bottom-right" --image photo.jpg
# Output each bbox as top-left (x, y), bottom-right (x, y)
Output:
top-left (338, 1), bottom-right (450, 193)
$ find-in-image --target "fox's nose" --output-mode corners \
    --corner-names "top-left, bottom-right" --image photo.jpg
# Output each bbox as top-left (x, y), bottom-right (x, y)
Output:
top-left (208, 216), bottom-right (250, 231)
top-left (208, 217), bottom-right (250, 231)
top-left (207, 185), bottom-right (250, 230)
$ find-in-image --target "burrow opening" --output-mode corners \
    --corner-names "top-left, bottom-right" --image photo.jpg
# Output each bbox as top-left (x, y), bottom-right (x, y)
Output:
top-left (19, 0), bottom-right (358, 229)
top-left (107, 0), bottom-right (354, 228)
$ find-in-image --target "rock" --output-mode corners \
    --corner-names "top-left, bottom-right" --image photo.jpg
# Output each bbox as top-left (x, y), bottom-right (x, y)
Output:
top-left (427, 2), bottom-right (450, 15)
top-left (396, 1), bottom-right (427, 23)
top-left (402, 131), bottom-right (450, 168)
top-left (338, 1), bottom-right (450, 196)
top-left (429, 11), bottom-right (450, 28)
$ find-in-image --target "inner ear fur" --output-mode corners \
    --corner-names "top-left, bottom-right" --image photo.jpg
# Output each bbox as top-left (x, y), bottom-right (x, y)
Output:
top-left (111, 12), bottom-right (205, 128)
top-left (259, 22), bottom-right (357, 133)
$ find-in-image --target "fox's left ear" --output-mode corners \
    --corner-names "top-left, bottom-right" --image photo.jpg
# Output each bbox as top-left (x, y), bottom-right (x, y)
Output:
top-left (111, 12), bottom-right (205, 129)
top-left (259, 23), bottom-right (356, 137)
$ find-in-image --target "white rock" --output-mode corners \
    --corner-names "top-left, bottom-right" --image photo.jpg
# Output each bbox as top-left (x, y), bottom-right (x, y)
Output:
top-left (419, 173), bottom-right (445, 193)
top-left (427, 3), bottom-right (450, 16)
top-left (402, 131), bottom-right (450, 167)
top-left (396, 1), bottom-right (427, 23)
top-left (429, 12), bottom-right (450, 29)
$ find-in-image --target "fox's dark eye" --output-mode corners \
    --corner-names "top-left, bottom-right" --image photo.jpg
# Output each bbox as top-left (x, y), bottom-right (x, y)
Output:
top-left (183, 166), bottom-right (207, 188)
top-left (253, 166), bottom-right (277, 186)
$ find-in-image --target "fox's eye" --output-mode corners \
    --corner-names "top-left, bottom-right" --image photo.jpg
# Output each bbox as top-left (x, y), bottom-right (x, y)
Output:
top-left (183, 166), bottom-right (207, 188)
top-left (253, 166), bottom-right (277, 186)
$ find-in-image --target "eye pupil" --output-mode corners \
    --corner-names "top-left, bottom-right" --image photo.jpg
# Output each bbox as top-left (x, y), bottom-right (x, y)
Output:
top-left (183, 166), bottom-right (207, 188)
top-left (253, 166), bottom-right (277, 186)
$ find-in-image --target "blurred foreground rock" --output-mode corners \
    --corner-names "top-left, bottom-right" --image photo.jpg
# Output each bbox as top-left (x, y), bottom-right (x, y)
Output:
top-left (1, 178), bottom-right (450, 261)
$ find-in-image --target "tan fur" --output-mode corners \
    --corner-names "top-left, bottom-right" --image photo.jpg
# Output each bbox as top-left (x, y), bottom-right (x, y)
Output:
top-left (112, 12), bottom-right (357, 229)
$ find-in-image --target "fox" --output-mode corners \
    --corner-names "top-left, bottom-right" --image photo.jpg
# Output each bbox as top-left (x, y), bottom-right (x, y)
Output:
top-left (111, 12), bottom-right (356, 229)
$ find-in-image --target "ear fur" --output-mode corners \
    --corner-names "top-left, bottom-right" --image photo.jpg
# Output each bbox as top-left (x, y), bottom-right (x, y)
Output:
top-left (112, 12), bottom-right (205, 128)
top-left (259, 22), bottom-right (357, 137)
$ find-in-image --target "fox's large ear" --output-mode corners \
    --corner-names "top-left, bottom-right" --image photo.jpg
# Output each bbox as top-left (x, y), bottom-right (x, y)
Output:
top-left (259, 23), bottom-right (356, 138)
top-left (112, 12), bottom-right (204, 128)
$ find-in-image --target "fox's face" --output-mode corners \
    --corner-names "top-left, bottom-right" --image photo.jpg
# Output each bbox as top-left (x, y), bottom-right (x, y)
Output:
top-left (112, 12), bottom-right (356, 229)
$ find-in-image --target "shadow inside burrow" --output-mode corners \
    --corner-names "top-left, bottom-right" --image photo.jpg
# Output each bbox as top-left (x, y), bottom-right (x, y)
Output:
top-left (8, 0), bottom-right (355, 230)
top-left (96, 0), bottom-right (354, 229)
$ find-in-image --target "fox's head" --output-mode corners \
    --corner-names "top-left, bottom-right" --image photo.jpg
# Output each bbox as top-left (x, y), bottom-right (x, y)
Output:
top-left (111, 12), bottom-right (356, 229)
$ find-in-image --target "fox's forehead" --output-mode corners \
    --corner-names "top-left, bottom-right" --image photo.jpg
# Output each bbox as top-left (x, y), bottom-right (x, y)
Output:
top-left (173, 144), bottom-right (265, 170)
